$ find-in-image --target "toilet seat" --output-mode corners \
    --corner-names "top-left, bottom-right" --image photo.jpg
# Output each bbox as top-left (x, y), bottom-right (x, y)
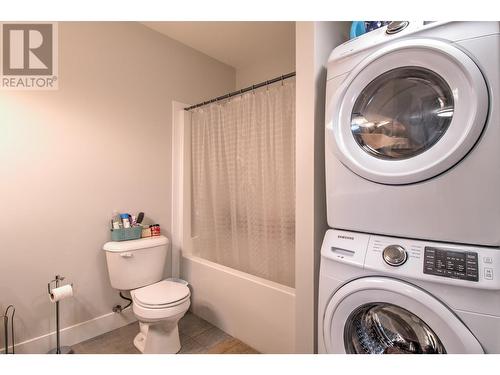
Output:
top-left (131, 279), bottom-right (190, 309)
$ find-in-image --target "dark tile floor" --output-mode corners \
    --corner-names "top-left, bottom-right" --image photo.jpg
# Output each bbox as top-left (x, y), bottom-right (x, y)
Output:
top-left (72, 312), bottom-right (258, 354)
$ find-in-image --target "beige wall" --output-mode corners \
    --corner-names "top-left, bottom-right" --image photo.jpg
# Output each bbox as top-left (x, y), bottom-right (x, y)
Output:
top-left (235, 29), bottom-right (295, 89)
top-left (0, 21), bottom-right (235, 351)
top-left (294, 21), bottom-right (350, 353)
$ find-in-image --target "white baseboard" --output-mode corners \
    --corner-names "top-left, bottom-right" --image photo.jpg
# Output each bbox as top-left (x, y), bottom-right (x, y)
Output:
top-left (1, 308), bottom-right (137, 354)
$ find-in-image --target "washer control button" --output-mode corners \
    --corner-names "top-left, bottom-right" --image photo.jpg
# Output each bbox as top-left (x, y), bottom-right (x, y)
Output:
top-left (386, 21), bottom-right (409, 34)
top-left (484, 268), bottom-right (494, 280)
top-left (383, 245), bottom-right (408, 266)
top-left (484, 257), bottom-right (493, 264)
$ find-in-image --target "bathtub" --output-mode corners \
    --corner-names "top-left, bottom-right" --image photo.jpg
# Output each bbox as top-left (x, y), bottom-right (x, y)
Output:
top-left (180, 253), bottom-right (296, 353)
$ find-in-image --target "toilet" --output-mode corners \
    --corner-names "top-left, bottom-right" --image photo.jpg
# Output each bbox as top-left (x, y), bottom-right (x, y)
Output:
top-left (102, 235), bottom-right (190, 354)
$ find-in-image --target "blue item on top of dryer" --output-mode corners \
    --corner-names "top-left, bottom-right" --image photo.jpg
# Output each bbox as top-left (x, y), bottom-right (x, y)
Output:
top-left (349, 21), bottom-right (366, 39)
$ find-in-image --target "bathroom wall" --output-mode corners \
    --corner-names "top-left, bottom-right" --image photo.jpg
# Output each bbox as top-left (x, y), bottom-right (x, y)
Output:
top-left (0, 21), bottom-right (235, 352)
top-left (294, 21), bottom-right (350, 353)
top-left (235, 28), bottom-right (295, 89)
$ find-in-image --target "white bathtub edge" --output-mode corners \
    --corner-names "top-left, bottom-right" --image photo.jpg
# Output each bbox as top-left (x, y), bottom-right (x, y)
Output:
top-left (181, 254), bottom-right (296, 353)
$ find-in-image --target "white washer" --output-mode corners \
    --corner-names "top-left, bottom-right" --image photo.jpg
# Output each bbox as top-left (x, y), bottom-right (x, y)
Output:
top-left (325, 21), bottom-right (500, 246)
top-left (318, 229), bottom-right (500, 354)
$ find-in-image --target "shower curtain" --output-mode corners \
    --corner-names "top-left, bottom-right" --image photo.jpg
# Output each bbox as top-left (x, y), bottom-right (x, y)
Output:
top-left (191, 81), bottom-right (295, 287)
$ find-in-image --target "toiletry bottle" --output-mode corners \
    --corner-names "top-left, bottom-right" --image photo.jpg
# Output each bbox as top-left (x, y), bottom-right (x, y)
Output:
top-left (112, 211), bottom-right (121, 229)
top-left (120, 213), bottom-right (131, 229)
top-left (151, 224), bottom-right (161, 236)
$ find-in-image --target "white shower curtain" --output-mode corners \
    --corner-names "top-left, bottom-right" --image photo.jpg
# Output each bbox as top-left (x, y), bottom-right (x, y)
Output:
top-left (191, 81), bottom-right (295, 287)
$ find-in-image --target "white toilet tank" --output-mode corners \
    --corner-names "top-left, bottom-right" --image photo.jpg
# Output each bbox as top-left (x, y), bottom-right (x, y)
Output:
top-left (102, 235), bottom-right (169, 290)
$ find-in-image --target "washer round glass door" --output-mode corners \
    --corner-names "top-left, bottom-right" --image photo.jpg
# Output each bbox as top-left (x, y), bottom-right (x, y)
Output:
top-left (327, 38), bottom-right (488, 184)
top-left (322, 277), bottom-right (484, 354)
top-left (344, 302), bottom-right (445, 354)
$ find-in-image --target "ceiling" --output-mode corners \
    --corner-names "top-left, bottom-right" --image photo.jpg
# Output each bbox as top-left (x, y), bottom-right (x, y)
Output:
top-left (142, 22), bottom-right (295, 70)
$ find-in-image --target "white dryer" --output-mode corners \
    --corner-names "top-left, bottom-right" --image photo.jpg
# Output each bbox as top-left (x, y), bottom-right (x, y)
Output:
top-left (318, 229), bottom-right (500, 354)
top-left (325, 21), bottom-right (500, 246)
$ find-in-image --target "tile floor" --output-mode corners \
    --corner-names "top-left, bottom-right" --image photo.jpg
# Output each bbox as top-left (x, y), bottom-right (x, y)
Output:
top-left (72, 312), bottom-right (258, 354)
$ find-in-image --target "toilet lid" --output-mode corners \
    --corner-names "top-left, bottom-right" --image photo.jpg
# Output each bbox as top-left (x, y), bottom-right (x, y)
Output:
top-left (132, 280), bottom-right (190, 307)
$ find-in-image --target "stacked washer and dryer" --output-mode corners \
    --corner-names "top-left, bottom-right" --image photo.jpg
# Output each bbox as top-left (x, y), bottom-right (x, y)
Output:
top-left (319, 21), bottom-right (500, 354)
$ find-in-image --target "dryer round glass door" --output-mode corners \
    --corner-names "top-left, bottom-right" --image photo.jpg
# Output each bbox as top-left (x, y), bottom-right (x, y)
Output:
top-left (322, 277), bottom-right (484, 354)
top-left (351, 67), bottom-right (454, 160)
top-left (327, 38), bottom-right (488, 184)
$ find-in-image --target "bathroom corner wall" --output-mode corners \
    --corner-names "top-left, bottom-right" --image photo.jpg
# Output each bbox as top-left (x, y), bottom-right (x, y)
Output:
top-left (294, 21), bottom-right (350, 353)
top-left (235, 24), bottom-right (295, 89)
top-left (0, 22), bottom-right (235, 353)
top-left (235, 50), bottom-right (296, 90)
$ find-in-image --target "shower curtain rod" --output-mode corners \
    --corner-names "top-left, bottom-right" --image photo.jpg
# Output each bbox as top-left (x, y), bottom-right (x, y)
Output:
top-left (184, 71), bottom-right (296, 111)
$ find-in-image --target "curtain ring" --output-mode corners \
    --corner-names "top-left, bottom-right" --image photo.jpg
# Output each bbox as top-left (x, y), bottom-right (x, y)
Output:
top-left (281, 75), bottom-right (284, 86)
top-left (252, 84), bottom-right (255, 95)
top-left (266, 80), bottom-right (269, 91)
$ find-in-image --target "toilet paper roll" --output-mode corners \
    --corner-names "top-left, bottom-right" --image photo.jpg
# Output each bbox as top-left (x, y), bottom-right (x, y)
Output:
top-left (49, 284), bottom-right (73, 303)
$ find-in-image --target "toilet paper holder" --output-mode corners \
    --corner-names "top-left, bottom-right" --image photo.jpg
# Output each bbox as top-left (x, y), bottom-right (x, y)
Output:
top-left (47, 275), bottom-right (73, 296)
top-left (47, 275), bottom-right (74, 354)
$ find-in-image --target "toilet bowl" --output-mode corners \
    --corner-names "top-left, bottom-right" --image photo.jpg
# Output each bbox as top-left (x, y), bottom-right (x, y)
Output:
top-left (131, 279), bottom-right (191, 354)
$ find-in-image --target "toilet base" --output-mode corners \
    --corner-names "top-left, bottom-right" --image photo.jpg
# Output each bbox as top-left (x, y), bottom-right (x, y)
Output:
top-left (133, 319), bottom-right (182, 354)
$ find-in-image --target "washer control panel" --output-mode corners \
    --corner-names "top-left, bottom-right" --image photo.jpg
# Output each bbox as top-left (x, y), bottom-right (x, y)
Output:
top-left (423, 247), bottom-right (478, 282)
top-left (322, 229), bottom-right (500, 290)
